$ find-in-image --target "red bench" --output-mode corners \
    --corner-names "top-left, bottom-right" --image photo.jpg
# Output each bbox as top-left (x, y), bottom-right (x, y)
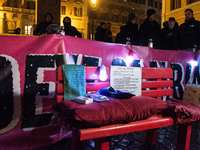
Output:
top-left (56, 66), bottom-right (192, 150)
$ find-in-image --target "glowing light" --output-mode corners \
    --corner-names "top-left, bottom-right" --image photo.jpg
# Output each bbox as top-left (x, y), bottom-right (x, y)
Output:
top-left (127, 56), bottom-right (134, 63)
top-left (189, 60), bottom-right (198, 67)
top-left (91, 0), bottom-right (96, 7)
top-left (126, 50), bottom-right (134, 64)
top-left (99, 65), bottom-right (108, 81)
top-left (189, 56), bottom-right (198, 67)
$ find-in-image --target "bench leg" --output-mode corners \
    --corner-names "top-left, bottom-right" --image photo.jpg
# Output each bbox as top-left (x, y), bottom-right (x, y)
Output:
top-left (94, 137), bottom-right (110, 150)
top-left (176, 124), bottom-right (192, 150)
top-left (71, 128), bottom-right (82, 150)
top-left (146, 128), bottom-right (158, 145)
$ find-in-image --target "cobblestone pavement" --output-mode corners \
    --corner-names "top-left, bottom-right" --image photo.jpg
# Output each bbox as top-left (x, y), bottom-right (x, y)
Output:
top-left (34, 120), bottom-right (200, 150)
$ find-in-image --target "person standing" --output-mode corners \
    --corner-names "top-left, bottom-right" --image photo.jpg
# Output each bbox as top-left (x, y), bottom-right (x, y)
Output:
top-left (115, 13), bottom-right (139, 45)
top-left (139, 9), bottom-right (161, 49)
top-left (33, 13), bottom-right (53, 36)
top-left (106, 22), bottom-right (113, 43)
top-left (63, 16), bottom-right (82, 38)
top-left (14, 28), bottom-right (21, 34)
top-left (95, 22), bottom-right (110, 42)
top-left (176, 9), bottom-right (200, 50)
top-left (161, 17), bottom-right (179, 50)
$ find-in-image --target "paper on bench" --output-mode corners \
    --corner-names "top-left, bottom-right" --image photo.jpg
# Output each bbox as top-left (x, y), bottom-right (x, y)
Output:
top-left (62, 65), bottom-right (86, 100)
top-left (110, 66), bottom-right (141, 96)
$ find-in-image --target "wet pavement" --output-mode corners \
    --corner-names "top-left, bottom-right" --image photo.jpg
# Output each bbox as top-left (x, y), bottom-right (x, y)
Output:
top-left (35, 120), bottom-right (200, 150)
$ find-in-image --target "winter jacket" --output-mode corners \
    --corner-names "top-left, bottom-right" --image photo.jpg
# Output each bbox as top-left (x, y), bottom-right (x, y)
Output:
top-left (64, 26), bottom-right (82, 38)
top-left (115, 21), bottom-right (139, 45)
top-left (33, 21), bottom-right (52, 36)
top-left (176, 17), bottom-right (200, 50)
top-left (139, 18), bottom-right (161, 49)
top-left (161, 21), bottom-right (179, 50)
top-left (106, 29), bottom-right (113, 43)
top-left (95, 26), bottom-right (110, 42)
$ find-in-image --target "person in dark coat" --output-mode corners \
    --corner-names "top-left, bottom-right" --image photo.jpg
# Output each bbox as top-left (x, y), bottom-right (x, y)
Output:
top-left (33, 13), bottom-right (53, 36)
top-left (63, 16), bottom-right (82, 38)
top-left (14, 28), bottom-right (21, 34)
top-left (106, 22), bottom-right (113, 43)
top-left (161, 17), bottom-right (179, 50)
top-left (176, 9), bottom-right (200, 50)
top-left (95, 22), bottom-right (110, 42)
top-left (115, 13), bottom-right (139, 45)
top-left (139, 9), bottom-right (161, 49)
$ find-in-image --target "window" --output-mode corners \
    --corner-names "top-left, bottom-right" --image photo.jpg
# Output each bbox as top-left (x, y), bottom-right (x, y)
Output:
top-left (27, 1), bottom-right (35, 10)
top-left (101, 8), bottom-right (109, 21)
top-left (171, 0), bottom-right (181, 10)
top-left (148, 0), bottom-right (154, 7)
top-left (90, 10), bottom-right (97, 19)
top-left (61, 6), bottom-right (66, 15)
top-left (101, 12), bottom-right (108, 21)
top-left (155, 1), bottom-right (158, 8)
top-left (188, 0), bottom-right (200, 4)
top-left (132, 0), bottom-right (138, 2)
top-left (74, 7), bottom-right (82, 17)
top-left (25, 25), bottom-right (32, 35)
top-left (122, 16), bottom-right (128, 23)
top-left (160, 2), bottom-right (162, 9)
top-left (112, 14), bottom-right (118, 22)
top-left (139, 0), bottom-right (145, 5)
top-left (73, 2), bottom-right (83, 17)
top-left (7, 0), bottom-right (15, 7)
top-left (112, 9), bottom-right (119, 22)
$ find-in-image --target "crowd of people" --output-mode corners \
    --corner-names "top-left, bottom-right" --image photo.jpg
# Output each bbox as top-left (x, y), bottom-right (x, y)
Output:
top-left (94, 8), bottom-right (200, 51)
top-left (115, 8), bottom-right (200, 51)
top-left (32, 8), bottom-right (200, 51)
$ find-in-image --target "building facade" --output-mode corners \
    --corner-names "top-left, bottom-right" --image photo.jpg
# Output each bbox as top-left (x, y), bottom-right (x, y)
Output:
top-left (0, 0), bottom-right (162, 40)
top-left (0, 0), bottom-right (35, 35)
top-left (162, 0), bottom-right (200, 27)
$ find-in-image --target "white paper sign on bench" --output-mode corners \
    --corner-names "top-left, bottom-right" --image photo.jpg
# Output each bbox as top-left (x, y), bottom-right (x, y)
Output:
top-left (110, 66), bottom-right (141, 96)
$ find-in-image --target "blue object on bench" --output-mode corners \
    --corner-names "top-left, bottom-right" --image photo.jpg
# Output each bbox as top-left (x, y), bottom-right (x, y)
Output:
top-left (97, 86), bottom-right (135, 99)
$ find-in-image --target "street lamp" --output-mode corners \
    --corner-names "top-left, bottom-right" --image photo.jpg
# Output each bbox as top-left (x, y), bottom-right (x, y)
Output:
top-left (91, 0), bottom-right (96, 40)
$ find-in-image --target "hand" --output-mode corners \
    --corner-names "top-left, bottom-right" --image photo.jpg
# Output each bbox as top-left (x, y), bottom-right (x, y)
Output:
top-left (167, 33), bottom-right (173, 36)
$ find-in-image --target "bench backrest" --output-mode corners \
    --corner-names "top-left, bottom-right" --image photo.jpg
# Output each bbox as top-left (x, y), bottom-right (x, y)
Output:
top-left (56, 65), bottom-right (173, 102)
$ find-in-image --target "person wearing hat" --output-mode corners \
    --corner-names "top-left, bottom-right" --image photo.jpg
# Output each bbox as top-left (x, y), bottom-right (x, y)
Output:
top-left (14, 28), bottom-right (21, 34)
top-left (95, 22), bottom-right (110, 42)
top-left (139, 9), bottom-right (161, 49)
top-left (63, 16), bottom-right (82, 38)
top-left (115, 13), bottom-right (139, 45)
top-left (33, 13), bottom-right (53, 36)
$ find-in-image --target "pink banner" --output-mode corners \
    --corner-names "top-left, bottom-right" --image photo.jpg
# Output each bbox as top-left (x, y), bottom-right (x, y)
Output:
top-left (0, 34), bottom-right (198, 149)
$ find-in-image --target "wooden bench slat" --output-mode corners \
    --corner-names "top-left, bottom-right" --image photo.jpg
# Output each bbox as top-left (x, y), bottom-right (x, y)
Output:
top-left (85, 66), bottom-right (110, 80)
top-left (142, 89), bottom-right (173, 97)
top-left (86, 82), bottom-right (110, 92)
top-left (142, 68), bottom-right (173, 79)
top-left (142, 80), bottom-right (173, 88)
top-left (57, 65), bottom-right (63, 81)
top-left (77, 114), bottom-right (174, 141)
top-left (57, 83), bottom-right (64, 94)
top-left (57, 95), bottom-right (64, 103)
